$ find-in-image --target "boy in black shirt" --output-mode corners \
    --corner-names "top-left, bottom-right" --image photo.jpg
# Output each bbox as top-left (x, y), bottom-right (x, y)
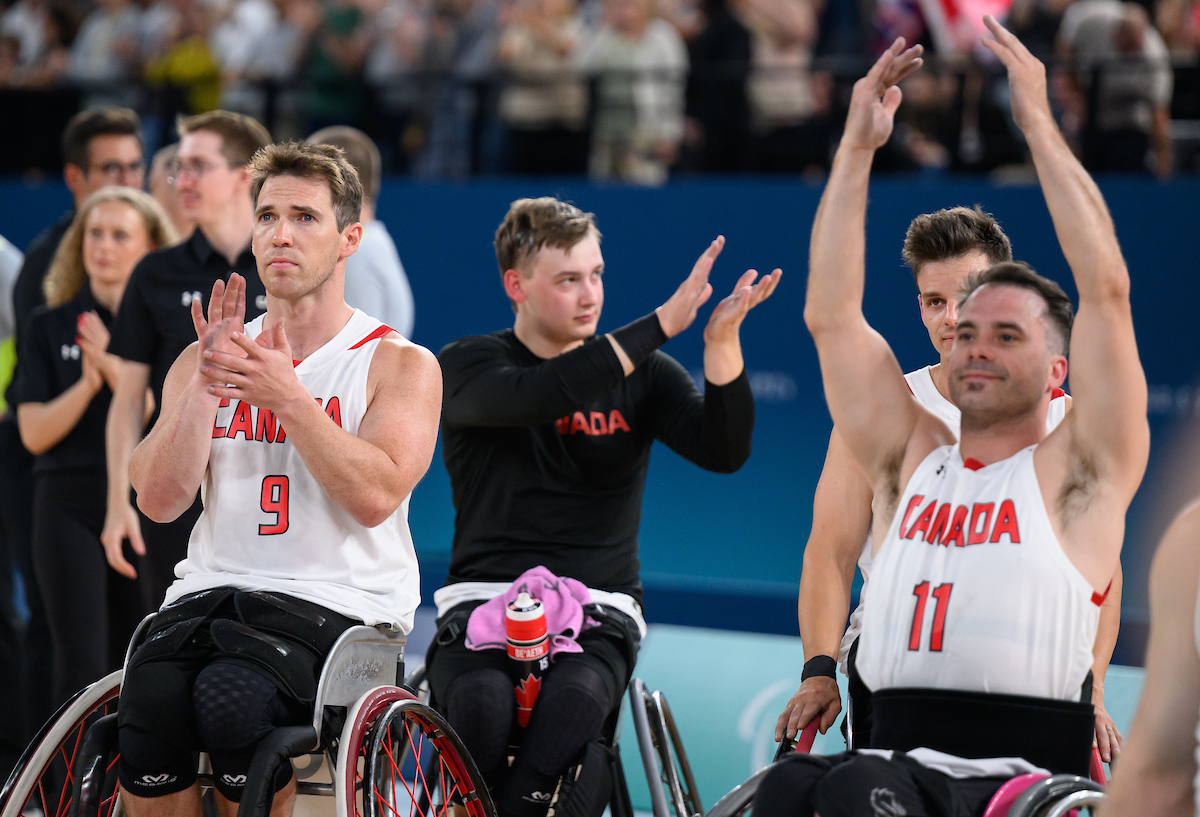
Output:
top-left (430, 197), bottom-right (780, 816)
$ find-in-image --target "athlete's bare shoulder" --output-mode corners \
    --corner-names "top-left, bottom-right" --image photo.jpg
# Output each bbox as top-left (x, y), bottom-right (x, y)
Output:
top-left (366, 334), bottom-right (442, 405)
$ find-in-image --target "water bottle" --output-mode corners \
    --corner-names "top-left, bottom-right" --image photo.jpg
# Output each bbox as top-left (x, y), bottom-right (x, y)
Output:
top-left (505, 592), bottom-right (550, 727)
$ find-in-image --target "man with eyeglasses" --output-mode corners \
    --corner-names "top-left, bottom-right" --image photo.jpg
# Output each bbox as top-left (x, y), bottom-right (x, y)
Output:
top-left (104, 110), bottom-right (271, 613)
top-left (0, 105), bottom-right (145, 779)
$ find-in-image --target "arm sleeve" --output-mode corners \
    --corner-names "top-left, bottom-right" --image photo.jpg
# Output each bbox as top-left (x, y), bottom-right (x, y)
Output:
top-left (439, 334), bottom-right (627, 427)
top-left (9, 314), bottom-right (54, 405)
top-left (647, 353), bottom-right (754, 473)
top-left (107, 265), bottom-right (158, 364)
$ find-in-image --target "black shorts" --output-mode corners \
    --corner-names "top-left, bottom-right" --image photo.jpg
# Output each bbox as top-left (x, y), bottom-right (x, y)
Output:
top-left (754, 752), bottom-right (1007, 817)
top-left (117, 588), bottom-right (360, 752)
top-left (425, 600), bottom-right (640, 713)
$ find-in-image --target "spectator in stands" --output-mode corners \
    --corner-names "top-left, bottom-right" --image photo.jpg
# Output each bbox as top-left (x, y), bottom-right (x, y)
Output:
top-left (18, 5), bottom-right (75, 88)
top-left (742, 0), bottom-right (831, 172)
top-left (1058, 0), bottom-right (1174, 176)
top-left (12, 187), bottom-right (177, 711)
top-left (143, 0), bottom-right (221, 114)
top-left (103, 110), bottom-right (269, 612)
top-left (0, 0), bottom-right (47, 69)
top-left (1156, 0), bottom-right (1200, 51)
top-left (212, 0), bottom-right (306, 124)
top-left (577, 0), bottom-right (689, 184)
top-left (682, 0), bottom-right (751, 171)
top-left (148, 142), bottom-right (194, 237)
top-left (0, 34), bottom-right (17, 83)
top-left (363, 0), bottom-right (427, 171)
top-left (296, 0), bottom-right (374, 131)
top-left (496, 0), bottom-right (589, 173)
top-left (67, 0), bottom-right (142, 106)
top-left (308, 125), bottom-right (416, 337)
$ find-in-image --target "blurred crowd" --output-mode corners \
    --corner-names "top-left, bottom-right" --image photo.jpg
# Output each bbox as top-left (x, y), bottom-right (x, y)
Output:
top-left (1, 0), bottom-right (1198, 177)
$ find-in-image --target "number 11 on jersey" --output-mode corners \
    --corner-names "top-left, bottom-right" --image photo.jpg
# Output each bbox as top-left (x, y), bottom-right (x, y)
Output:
top-left (909, 581), bottom-right (952, 652)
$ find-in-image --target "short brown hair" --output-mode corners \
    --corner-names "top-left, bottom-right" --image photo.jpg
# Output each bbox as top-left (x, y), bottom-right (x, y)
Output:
top-left (44, 188), bottom-right (179, 307)
top-left (494, 197), bottom-right (600, 276)
top-left (959, 261), bottom-right (1074, 356)
top-left (307, 126), bottom-right (382, 203)
top-left (902, 206), bottom-right (1013, 283)
top-left (177, 110), bottom-right (272, 168)
top-left (62, 107), bottom-right (142, 169)
top-left (250, 141), bottom-right (363, 232)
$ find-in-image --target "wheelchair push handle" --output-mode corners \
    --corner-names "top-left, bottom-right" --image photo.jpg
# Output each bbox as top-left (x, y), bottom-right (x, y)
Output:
top-left (772, 719), bottom-right (819, 762)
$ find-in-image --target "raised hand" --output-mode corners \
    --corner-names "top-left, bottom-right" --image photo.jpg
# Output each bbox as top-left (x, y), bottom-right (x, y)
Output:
top-left (842, 37), bottom-right (924, 152)
top-left (199, 320), bottom-right (307, 414)
top-left (655, 237), bottom-right (722, 338)
top-left (191, 274), bottom-right (248, 385)
top-left (981, 15), bottom-right (1052, 132)
top-left (703, 267), bottom-right (782, 345)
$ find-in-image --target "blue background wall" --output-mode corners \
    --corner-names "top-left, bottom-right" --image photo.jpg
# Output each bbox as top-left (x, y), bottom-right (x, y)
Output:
top-left (4, 175), bottom-right (1197, 663)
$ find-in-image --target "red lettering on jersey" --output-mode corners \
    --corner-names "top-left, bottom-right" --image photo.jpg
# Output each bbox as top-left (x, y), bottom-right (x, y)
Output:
top-left (255, 407), bottom-right (278, 443)
top-left (989, 499), bottom-right (1021, 543)
top-left (556, 416), bottom-right (571, 434)
top-left (898, 495), bottom-right (925, 539)
top-left (589, 411), bottom-right (608, 436)
top-left (211, 398), bottom-right (233, 436)
top-left (905, 501), bottom-right (937, 541)
top-left (225, 401), bottom-right (254, 440)
top-left (926, 503), bottom-right (952, 545)
top-left (314, 397), bottom-right (323, 408)
top-left (943, 505), bottom-right (969, 547)
top-left (570, 412), bottom-right (589, 435)
top-left (276, 424), bottom-right (287, 443)
top-left (608, 410), bottom-right (631, 434)
top-left (325, 396), bottom-right (342, 428)
top-left (967, 503), bottom-right (995, 545)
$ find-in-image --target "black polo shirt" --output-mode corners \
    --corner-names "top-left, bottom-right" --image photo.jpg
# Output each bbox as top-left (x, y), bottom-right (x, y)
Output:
top-left (9, 285), bottom-right (114, 474)
top-left (108, 228), bottom-right (265, 420)
top-left (12, 210), bottom-right (74, 355)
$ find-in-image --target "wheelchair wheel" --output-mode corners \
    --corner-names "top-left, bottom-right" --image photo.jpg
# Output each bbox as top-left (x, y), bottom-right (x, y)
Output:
top-left (336, 686), bottom-right (495, 817)
top-left (629, 679), bottom-right (703, 817)
top-left (701, 765), bottom-right (773, 817)
top-left (0, 671), bottom-right (123, 817)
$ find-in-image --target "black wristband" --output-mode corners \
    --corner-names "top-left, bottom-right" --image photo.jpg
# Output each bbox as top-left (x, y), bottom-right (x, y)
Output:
top-left (801, 655), bottom-right (837, 681)
top-left (609, 312), bottom-right (669, 369)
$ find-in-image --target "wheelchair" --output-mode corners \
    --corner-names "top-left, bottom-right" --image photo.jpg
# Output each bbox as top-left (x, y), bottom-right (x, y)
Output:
top-left (0, 613), bottom-right (494, 817)
top-left (701, 719), bottom-right (1109, 817)
top-left (401, 667), bottom-right (703, 817)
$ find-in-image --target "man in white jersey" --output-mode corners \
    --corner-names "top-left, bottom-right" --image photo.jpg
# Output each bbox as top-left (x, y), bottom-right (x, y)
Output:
top-left (113, 142), bottom-right (442, 817)
top-left (774, 210), bottom-right (1124, 760)
top-left (1099, 501), bottom-right (1200, 816)
top-left (754, 17), bottom-right (1147, 816)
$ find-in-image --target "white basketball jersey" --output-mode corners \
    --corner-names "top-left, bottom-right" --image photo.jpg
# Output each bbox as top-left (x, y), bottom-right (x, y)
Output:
top-left (163, 310), bottom-right (421, 633)
top-left (856, 444), bottom-right (1102, 700)
top-left (838, 367), bottom-right (1068, 665)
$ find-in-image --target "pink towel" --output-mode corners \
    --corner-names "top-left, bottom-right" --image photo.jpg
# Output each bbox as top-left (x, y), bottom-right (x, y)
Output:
top-left (465, 567), bottom-right (598, 658)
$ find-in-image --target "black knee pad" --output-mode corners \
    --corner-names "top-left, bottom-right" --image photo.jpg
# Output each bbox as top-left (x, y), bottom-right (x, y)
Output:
top-left (193, 661), bottom-right (288, 751)
top-left (208, 744), bottom-right (295, 802)
top-left (443, 668), bottom-right (516, 775)
top-left (117, 725), bottom-right (197, 797)
top-left (521, 662), bottom-right (610, 775)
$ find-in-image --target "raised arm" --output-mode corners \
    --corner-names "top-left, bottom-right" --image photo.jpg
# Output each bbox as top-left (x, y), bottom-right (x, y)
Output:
top-left (983, 17), bottom-right (1149, 568)
top-left (775, 426), bottom-right (874, 740)
top-left (130, 275), bottom-right (247, 522)
top-left (804, 39), bottom-right (942, 501)
top-left (442, 239), bottom-right (724, 429)
top-left (1099, 503), bottom-right (1200, 817)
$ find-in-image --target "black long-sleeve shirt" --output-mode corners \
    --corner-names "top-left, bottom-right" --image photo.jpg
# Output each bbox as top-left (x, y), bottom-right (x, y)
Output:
top-left (438, 328), bottom-right (755, 602)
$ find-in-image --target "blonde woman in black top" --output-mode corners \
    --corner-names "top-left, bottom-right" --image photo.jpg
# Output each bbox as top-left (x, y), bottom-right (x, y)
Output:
top-left (11, 187), bottom-right (177, 708)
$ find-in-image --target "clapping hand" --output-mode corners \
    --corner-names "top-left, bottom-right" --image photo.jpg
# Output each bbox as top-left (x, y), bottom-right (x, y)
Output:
top-left (841, 37), bottom-right (925, 152)
top-left (704, 267), bottom-right (782, 344)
